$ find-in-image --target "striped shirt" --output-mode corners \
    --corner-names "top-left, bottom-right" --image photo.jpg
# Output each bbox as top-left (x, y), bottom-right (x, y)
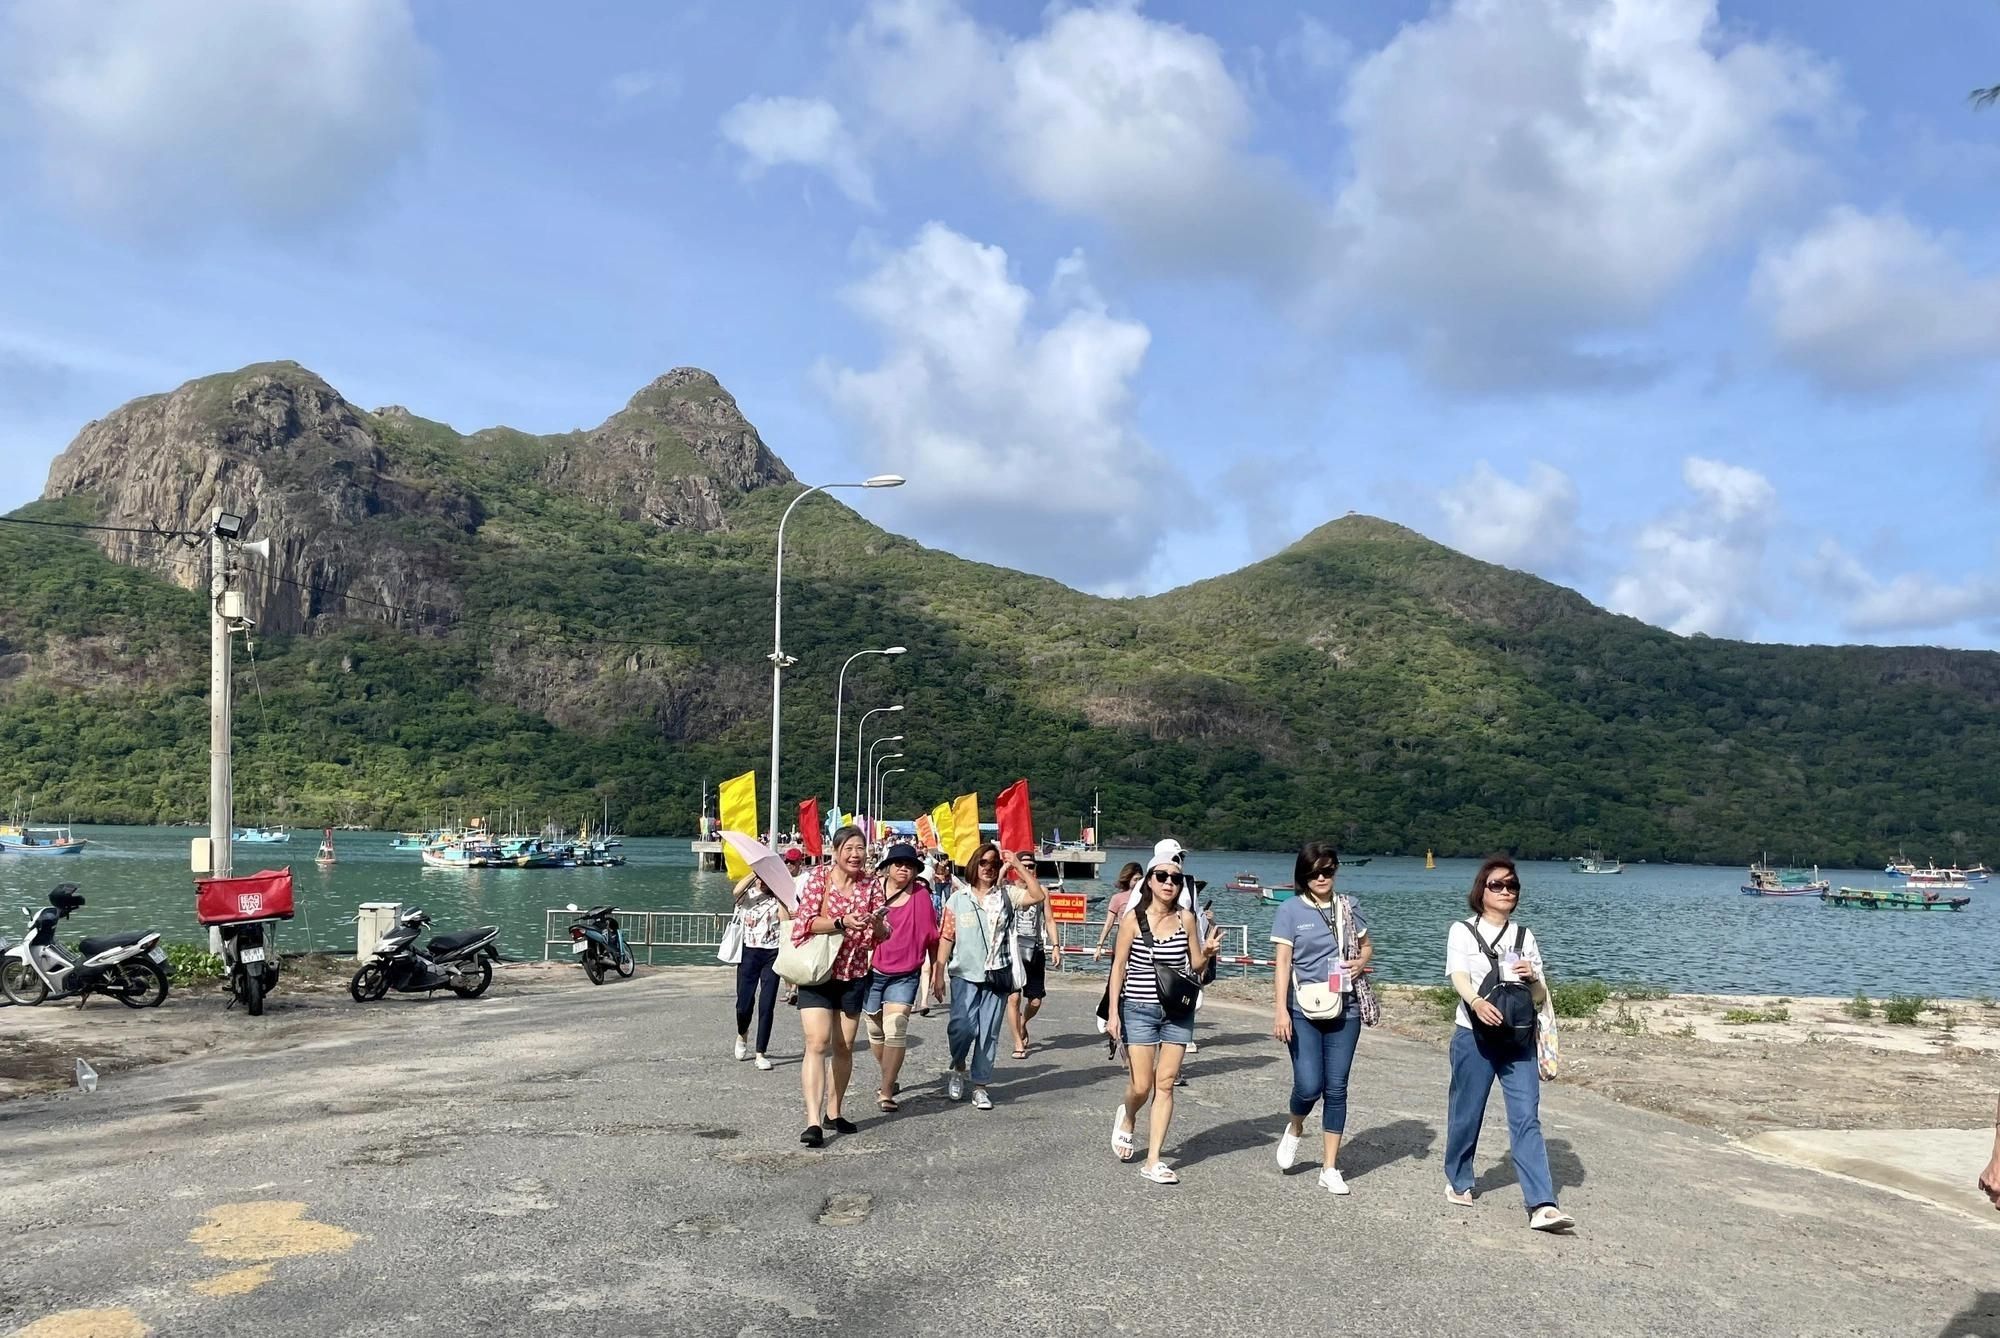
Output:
top-left (1121, 908), bottom-right (1189, 1005)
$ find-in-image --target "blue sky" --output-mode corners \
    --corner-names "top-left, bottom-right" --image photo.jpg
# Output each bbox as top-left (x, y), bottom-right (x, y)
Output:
top-left (3, 0), bottom-right (1999, 646)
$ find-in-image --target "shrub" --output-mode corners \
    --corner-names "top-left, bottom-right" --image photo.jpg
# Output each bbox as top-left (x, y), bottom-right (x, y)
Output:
top-left (1842, 991), bottom-right (1873, 1020)
top-left (1721, 1006), bottom-right (1789, 1024)
top-left (1418, 986), bottom-right (1460, 1021)
top-left (163, 943), bottom-right (224, 984)
top-left (1551, 978), bottom-right (1610, 1019)
top-left (1881, 996), bottom-right (1928, 1025)
top-left (1611, 981), bottom-right (1669, 1001)
top-left (1606, 1004), bottom-right (1644, 1035)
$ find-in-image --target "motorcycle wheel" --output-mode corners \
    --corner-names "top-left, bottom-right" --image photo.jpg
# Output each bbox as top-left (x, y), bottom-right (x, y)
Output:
top-left (1, 958), bottom-right (48, 1007)
top-left (583, 951), bottom-right (606, 986)
top-left (614, 940), bottom-right (636, 979)
top-left (114, 959), bottom-right (169, 1009)
top-left (451, 959), bottom-right (492, 999)
top-left (239, 968), bottom-right (265, 1017)
top-left (350, 962), bottom-right (389, 1003)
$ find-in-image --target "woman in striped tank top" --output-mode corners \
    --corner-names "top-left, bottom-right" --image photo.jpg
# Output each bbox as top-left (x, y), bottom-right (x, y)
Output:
top-left (1108, 853), bottom-right (1222, 1185)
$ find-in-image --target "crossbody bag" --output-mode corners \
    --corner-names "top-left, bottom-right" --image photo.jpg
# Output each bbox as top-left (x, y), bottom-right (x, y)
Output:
top-left (1137, 907), bottom-right (1202, 1016)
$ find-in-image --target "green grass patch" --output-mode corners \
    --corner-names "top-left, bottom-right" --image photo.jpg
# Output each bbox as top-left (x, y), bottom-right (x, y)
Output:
top-left (1417, 985), bottom-right (1461, 1021)
top-left (163, 943), bottom-right (224, 984)
top-left (1551, 978), bottom-right (1610, 1018)
top-left (1610, 981), bottom-right (1669, 1001)
top-left (1720, 1006), bottom-right (1789, 1024)
top-left (1842, 991), bottom-right (1873, 1020)
top-left (1881, 995), bottom-right (1929, 1026)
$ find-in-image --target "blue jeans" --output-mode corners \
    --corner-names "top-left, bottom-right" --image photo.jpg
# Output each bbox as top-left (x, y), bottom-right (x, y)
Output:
top-left (1445, 1025), bottom-right (1556, 1211)
top-left (1286, 1003), bottom-right (1361, 1133)
top-left (734, 947), bottom-right (780, 1054)
top-left (947, 976), bottom-right (1006, 1085)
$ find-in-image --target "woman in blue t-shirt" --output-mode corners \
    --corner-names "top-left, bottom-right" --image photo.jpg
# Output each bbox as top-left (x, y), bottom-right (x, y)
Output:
top-left (1270, 841), bottom-right (1372, 1195)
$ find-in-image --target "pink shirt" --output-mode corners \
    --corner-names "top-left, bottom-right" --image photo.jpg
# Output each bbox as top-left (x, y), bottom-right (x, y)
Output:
top-left (790, 866), bottom-right (885, 982)
top-left (871, 888), bottom-right (940, 975)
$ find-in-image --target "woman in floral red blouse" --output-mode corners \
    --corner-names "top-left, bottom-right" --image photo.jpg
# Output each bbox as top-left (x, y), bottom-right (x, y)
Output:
top-left (792, 825), bottom-right (888, 1147)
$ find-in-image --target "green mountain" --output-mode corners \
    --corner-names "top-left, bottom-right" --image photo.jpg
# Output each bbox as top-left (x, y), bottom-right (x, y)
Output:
top-left (3, 361), bottom-right (1997, 863)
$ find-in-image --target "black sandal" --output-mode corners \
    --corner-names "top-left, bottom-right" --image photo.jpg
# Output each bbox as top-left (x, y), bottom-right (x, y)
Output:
top-left (827, 1115), bottom-right (859, 1135)
top-left (800, 1125), bottom-right (823, 1147)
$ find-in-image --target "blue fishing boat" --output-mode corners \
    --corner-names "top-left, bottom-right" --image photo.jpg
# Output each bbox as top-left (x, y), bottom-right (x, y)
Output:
top-left (234, 825), bottom-right (291, 845)
top-left (0, 824), bottom-right (87, 855)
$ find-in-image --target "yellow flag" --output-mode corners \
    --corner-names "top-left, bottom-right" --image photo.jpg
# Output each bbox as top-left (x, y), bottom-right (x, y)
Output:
top-left (717, 769), bottom-right (758, 880)
top-left (948, 793), bottom-right (980, 866)
top-left (930, 802), bottom-right (954, 860)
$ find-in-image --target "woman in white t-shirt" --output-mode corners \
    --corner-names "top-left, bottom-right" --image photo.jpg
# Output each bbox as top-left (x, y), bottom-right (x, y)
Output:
top-left (1443, 856), bottom-right (1574, 1233)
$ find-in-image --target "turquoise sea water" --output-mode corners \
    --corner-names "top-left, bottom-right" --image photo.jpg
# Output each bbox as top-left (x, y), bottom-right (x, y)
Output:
top-left (1, 827), bottom-right (1988, 998)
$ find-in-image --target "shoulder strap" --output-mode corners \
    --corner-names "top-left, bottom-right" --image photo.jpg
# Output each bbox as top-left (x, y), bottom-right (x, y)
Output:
top-left (1136, 905), bottom-right (1155, 944)
top-left (1512, 924), bottom-right (1527, 953)
top-left (1466, 916), bottom-right (1501, 961)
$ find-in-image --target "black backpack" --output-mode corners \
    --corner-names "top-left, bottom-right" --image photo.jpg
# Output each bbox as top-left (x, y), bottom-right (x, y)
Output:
top-left (1464, 918), bottom-right (1537, 1050)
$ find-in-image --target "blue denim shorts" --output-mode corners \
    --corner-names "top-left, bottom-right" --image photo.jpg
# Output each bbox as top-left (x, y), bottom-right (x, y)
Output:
top-left (1121, 998), bottom-right (1193, 1046)
top-left (863, 969), bottom-right (921, 1014)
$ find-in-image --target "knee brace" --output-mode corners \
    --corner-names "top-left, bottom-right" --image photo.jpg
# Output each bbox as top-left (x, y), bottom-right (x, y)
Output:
top-left (865, 1012), bottom-right (887, 1049)
top-left (879, 1008), bottom-right (910, 1049)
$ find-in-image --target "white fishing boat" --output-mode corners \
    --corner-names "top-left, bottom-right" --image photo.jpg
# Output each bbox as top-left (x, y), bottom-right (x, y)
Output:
top-left (1574, 852), bottom-right (1624, 875)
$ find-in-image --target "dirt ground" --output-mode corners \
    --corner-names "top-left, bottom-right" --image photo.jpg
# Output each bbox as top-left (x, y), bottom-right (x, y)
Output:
top-left (0, 956), bottom-right (584, 1101)
top-left (9, 963), bottom-right (2000, 1138)
top-left (1200, 978), bottom-right (2000, 1137)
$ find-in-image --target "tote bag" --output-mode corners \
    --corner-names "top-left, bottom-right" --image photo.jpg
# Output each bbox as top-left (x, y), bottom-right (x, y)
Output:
top-left (776, 930), bottom-right (839, 986)
top-left (716, 911), bottom-right (745, 965)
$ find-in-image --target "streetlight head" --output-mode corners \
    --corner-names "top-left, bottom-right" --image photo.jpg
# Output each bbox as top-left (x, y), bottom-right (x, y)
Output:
top-left (885, 646), bottom-right (908, 655)
top-left (213, 513), bottom-right (245, 541)
top-left (886, 704), bottom-right (904, 713)
top-left (862, 474), bottom-right (906, 489)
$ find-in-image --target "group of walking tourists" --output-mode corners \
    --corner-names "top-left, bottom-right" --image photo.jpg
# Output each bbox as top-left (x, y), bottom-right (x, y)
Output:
top-left (722, 827), bottom-right (1575, 1232)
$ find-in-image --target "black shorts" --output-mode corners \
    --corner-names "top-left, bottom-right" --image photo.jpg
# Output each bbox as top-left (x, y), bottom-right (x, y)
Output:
top-left (796, 975), bottom-right (868, 1016)
top-left (1016, 952), bottom-right (1046, 1001)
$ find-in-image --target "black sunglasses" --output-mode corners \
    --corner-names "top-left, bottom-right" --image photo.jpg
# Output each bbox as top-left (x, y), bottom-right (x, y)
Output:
top-left (1485, 879), bottom-right (1520, 892)
top-left (977, 857), bottom-right (1002, 867)
top-left (1149, 869), bottom-right (1182, 884)
top-left (1308, 865), bottom-right (1337, 878)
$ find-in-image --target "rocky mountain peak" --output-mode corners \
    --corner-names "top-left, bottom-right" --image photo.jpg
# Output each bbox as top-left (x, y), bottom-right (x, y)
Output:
top-left (534, 366), bottom-right (793, 530)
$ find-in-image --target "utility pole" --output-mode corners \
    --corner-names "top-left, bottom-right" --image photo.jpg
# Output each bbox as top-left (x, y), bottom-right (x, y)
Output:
top-left (207, 511), bottom-right (235, 884)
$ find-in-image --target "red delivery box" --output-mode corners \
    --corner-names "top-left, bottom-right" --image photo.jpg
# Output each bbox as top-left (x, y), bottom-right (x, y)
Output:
top-left (195, 868), bottom-right (296, 925)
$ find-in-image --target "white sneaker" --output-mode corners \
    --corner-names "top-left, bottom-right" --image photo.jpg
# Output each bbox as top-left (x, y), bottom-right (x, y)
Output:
top-left (1529, 1206), bottom-right (1575, 1233)
top-left (1318, 1167), bottom-right (1350, 1196)
top-left (733, 1038), bottom-right (749, 1061)
top-left (1185, 1040), bottom-right (1198, 1054)
top-left (1275, 1125), bottom-right (1300, 1171)
top-left (753, 1054), bottom-right (773, 1071)
top-left (972, 1088), bottom-right (993, 1111)
top-left (947, 1071), bottom-right (966, 1102)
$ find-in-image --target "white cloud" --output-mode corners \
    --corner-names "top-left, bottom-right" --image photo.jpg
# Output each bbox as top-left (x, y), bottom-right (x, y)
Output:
top-left (718, 95), bottom-right (877, 207)
top-left (1282, 16), bottom-right (1354, 80)
top-left (1752, 206), bottom-right (2000, 392)
top-left (1329, 0), bottom-right (1836, 390)
top-left (1608, 456), bottom-right (1776, 636)
top-left (820, 223), bottom-right (1171, 587)
top-left (3, 0), bottom-right (427, 230)
top-left (1805, 539), bottom-right (2000, 637)
top-left (1438, 461), bottom-right (1580, 572)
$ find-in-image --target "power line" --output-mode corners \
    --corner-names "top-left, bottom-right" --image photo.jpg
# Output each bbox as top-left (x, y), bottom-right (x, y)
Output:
top-left (0, 514), bottom-right (199, 539)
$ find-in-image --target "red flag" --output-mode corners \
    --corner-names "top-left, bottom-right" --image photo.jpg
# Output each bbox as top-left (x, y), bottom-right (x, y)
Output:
top-left (799, 798), bottom-right (822, 857)
top-left (995, 779), bottom-right (1033, 855)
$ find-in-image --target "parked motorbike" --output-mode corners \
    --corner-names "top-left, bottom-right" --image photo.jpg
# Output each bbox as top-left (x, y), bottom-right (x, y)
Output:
top-left (568, 905), bottom-right (635, 985)
top-left (218, 918), bottom-right (281, 1016)
top-left (1, 884), bottom-right (170, 1008)
top-left (349, 906), bottom-right (499, 1002)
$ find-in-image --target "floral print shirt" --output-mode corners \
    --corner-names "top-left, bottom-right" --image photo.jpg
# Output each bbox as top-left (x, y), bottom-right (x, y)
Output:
top-left (789, 865), bottom-right (884, 982)
top-left (737, 890), bottom-right (786, 951)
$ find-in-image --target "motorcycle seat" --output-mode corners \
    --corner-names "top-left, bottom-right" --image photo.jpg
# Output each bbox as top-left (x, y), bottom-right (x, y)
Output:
top-left (428, 926), bottom-right (495, 956)
top-left (78, 930), bottom-right (149, 957)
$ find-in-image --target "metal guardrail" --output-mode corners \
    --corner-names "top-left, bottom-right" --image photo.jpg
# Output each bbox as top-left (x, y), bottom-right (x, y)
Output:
top-left (544, 910), bottom-right (1277, 973)
top-left (542, 909), bottom-right (731, 964)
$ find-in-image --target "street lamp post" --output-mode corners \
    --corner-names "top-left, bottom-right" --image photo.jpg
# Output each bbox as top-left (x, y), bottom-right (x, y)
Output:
top-left (870, 752), bottom-right (904, 830)
top-left (832, 647), bottom-right (905, 827)
top-left (767, 476), bottom-right (905, 845)
top-left (863, 738), bottom-right (903, 825)
top-left (854, 708), bottom-right (903, 819)
top-left (878, 768), bottom-right (907, 824)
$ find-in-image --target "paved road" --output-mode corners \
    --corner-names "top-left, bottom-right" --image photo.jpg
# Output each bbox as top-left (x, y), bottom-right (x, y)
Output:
top-left (3, 969), bottom-right (1997, 1337)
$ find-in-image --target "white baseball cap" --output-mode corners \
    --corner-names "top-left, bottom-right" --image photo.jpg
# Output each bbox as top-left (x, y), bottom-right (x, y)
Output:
top-left (1151, 839), bottom-right (1186, 864)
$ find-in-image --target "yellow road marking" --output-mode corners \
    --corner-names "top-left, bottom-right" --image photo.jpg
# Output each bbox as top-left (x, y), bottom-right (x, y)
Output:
top-left (10, 1308), bottom-right (150, 1337)
top-left (188, 1201), bottom-right (358, 1263)
top-left (190, 1264), bottom-right (276, 1298)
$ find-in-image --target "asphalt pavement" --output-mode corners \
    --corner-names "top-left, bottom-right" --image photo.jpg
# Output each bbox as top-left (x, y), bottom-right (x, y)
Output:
top-left (3, 968), bottom-right (1998, 1338)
